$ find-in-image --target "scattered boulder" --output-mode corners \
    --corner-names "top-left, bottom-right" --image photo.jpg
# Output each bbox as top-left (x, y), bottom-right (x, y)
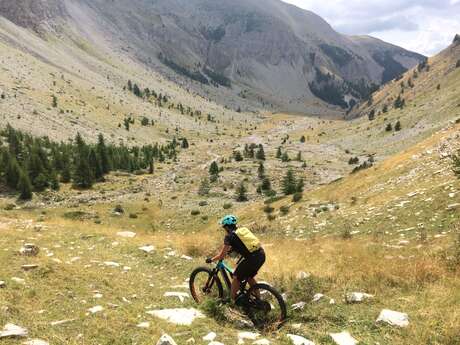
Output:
top-left (376, 309), bottom-right (409, 327)
top-left (312, 293), bottom-right (324, 302)
top-left (0, 281), bottom-right (5, 288)
top-left (139, 245), bottom-right (155, 253)
top-left (136, 322), bottom-right (150, 328)
top-left (87, 306), bottom-right (104, 314)
top-left (146, 308), bottom-right (205, 326)
top-left (296, 271), bottom-right (311, 279)
top-left (20, 244), bottom-right (39, 257)
top-left (329, 331), bottom-right (357, 345)
top-left (0, 324), bottom-right (28, 338)
top-left (286, 334), bottom-right (315, 345)
top-left (345, 292), bottom-right (374, 304)
top-left (117, 231), bottom-right (136, 238)
top-left (156, 334), bottom-right (178, 345)
top-left (203, 332), bottom-right (217, 341)
top-left (11, 277), bottom-right (25, 284)
top-left (447, 203), bottom-right (460, 211)
top-left (291, 302), bottom-right (306, 310)
top-left (104, 261), bottom-right (120, 267)
top-left (238, 332), bottom-right (259, 341)
top-left (21, 264), bottom-right (39, 271)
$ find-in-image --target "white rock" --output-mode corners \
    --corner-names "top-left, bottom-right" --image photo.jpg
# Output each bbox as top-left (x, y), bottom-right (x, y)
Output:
top-left (23, 340), bottom-right (49, 345)
top-left (50, 319), bottom-right (74, 326)
top-left (21, 264), bottom-right (39, 271)
top-left (117, 231), bottom-right (136, 238)
top-left (296, 271), bottom-right (311, 279)
top-left (329, 299), bottom-right (336, 305)
top-left (156, 334), bottom-right (178, 345)
top-left (203, 332), bottom-right (217, 341)
top-left (208, 342), bottom-right (224, 345)
top-left (0, 281), bottom-right (5, 288)
top-left (329, 331), bottom-right (358, 345)
top-left (238, 332), bottom-right (260, 340)
top-left (181, 254), bottom-right (193, 260)
top-left (447, 203), bottom-right (460, 210)
top-left (88, 305), bottom-right (104, 314)
top-left (312, 293), bottom-right (324, 302)
top-left (136, 322), bottom-right (150, 328)
top-left (186, 338), bottom-right (195, 344)
top-left (104, 261), bottom-right (120, 267)
top-left (253, 339), bottom-right (270, 345)
top-left (0, 324), bottom-right (28, 338)
top-left (93, 293), bottom-right (103, 299)
top-left (164, 292), bottom-right (189, 303)
top-left (139, 245), bottom-right (155, 253)
top-left (11, 277), bottom-right (25, 284)
top-left (146, 308), bottom-right (205, 326)
top-left (286, 334), bottom-right (315, 345)
top-left (292, 302), bottom-right (306, 310)
top-left (376, 309), bottom-right (409, 327)
top-left (346, 292), bottom-right (374, 303)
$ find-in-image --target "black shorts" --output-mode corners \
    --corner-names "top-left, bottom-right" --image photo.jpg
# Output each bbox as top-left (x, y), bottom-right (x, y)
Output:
top-left (234, 248), bottom-right (265, 281)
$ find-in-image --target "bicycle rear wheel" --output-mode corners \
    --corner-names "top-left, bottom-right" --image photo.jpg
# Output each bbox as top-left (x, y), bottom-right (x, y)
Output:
top-left (245, 283), bottom-right (287, 330)
top-left (189, 267), bottom-right (224, 303)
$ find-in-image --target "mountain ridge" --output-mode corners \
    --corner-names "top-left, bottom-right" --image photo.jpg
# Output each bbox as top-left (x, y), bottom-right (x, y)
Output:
top-left (0, 0), bottom-right (425, 114)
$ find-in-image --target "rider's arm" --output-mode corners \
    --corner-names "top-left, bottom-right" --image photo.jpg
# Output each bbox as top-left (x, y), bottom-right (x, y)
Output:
top-left (211, 245), bottom-right (231, 262)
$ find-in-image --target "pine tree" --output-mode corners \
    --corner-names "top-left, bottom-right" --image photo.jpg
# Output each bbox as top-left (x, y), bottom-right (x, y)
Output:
top-left (282, 169), bottom-right (297, 195)
top-left (276, 147), bottom-right (282, 159)
top-left (256, 144), bottom-right (265, 160)
top-left (198, 178), bottom-right (211, 196)
top-left (73, 133), bottom-right (93, 189)
top-left (209, 161), bottom-right (219, 176)
top-left (60, 150), bottom-right (71, 183)
top-left (395, 120), bottom-right (402, 131)
top-left (385, 123), bottom-right (393, 132)
top-left (89, 148), bottom-right (103, 181)
top-left (17, 169), bottom-right (32, 200)
top-left (261, 177), bottom-right (271, 192)
top-left (233, 151), bottom-right (243, 162)
top-left (127, 80), bottom-right (133, 91)
top-left (300, 135), bottom-right (306, 143)
top-left (296, 176), bottom-right (305, 193)
top-left (52, 95), bottom-right (58, 108)
top-left (382, 104), bottom-right (388, 113)
top-left (181, 138), bottom-right (189, 149)
top-left (296, 151), bottom-right (302, 161)
top-left (96, 134), bottom-right (110, 174)
top-left (257, 162), bottom-right (265, 179)
top-left (452, 151), bottom-right (460, 177)
top-left (49, 170), bottom-right (60, 191)
top-left (235, 182), bottom-right (248, 202)
top-left (6, 156), bottom-right (21, 189)
top-left (281, 152), bottom-right (290, 162)
top-left (149, 159), bottom-right (154, 174)
top-left (133, 84), bottom-right (142, 97)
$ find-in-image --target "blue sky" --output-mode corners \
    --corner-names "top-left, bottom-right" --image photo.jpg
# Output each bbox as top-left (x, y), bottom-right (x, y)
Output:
top-left (281, 0), bottom-right (460, 56)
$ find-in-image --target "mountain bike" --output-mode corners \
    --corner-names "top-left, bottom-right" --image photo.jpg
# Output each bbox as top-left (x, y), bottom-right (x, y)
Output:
top-left (189, 259), bottom-right (287, 329)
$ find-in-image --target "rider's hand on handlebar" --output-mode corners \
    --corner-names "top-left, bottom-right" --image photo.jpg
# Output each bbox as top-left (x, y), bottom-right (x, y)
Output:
top-left (206, 257), bottom-right (213, 264)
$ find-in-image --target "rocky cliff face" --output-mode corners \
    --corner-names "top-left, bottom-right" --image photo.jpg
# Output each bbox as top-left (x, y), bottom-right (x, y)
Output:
top-left (0, 0), bottom-right (426, 113)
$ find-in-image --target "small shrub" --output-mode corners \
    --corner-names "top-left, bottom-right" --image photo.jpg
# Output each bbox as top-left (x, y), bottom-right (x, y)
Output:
top-left (341, 226), bottom-right (352, 240)
top-left (292, 193), bottom-right (303, 202)
top-left (223, 203), bottom-right (233, 210)
top-left (280, 205), bottom-right (290, 215)
top-left (113, 205), bottom-right (124, 214)
top-left (267, 214), bottom-right (276, 221)
top-left (129, 213), bottom-right (138, 219)
top-left (263, 206), bottom-right (275, 214)
top-left (199, 201), bottom-right (208, 207)
top-left (191, 209), bottom-right (200, 216)
top-left (4, 204), bottom-right (15, 211)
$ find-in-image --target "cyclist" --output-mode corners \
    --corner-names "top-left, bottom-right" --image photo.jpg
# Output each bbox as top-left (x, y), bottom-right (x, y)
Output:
top-left (207, 215), bottom-right (266, 303)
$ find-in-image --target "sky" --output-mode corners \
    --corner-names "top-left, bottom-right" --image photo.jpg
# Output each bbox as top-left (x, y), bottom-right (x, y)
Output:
top-left (281, 0), bottom-right (460, 56)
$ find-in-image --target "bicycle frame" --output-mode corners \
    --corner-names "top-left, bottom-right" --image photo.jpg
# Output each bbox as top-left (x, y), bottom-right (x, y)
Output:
top-left (212, 258), bottom-right (247, 296)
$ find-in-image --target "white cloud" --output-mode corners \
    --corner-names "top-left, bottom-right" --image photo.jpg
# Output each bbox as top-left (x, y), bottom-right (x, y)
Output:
top-left (281, 0), bottom-right (460, 56)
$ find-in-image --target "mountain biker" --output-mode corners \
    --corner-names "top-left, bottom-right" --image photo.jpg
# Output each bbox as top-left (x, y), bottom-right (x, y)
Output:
top-left (207, 215), bottom-right (266, 303)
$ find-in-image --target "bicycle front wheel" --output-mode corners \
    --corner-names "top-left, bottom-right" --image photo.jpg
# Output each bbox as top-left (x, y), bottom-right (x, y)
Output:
top-left (189, 267), bottom-right (224, 303)
top-left (245, 283), bottom-right (287, 330)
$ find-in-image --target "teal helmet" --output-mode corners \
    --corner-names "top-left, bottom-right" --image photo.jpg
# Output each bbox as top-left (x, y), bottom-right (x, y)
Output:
top-left (220, 215), bottom-right (237, 226)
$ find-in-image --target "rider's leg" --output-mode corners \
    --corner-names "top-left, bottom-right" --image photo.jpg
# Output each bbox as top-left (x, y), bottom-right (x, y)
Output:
top-left (248, 277), bottom-right (260, 298)
top-left (231, 276), bottom-right (240, 300)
